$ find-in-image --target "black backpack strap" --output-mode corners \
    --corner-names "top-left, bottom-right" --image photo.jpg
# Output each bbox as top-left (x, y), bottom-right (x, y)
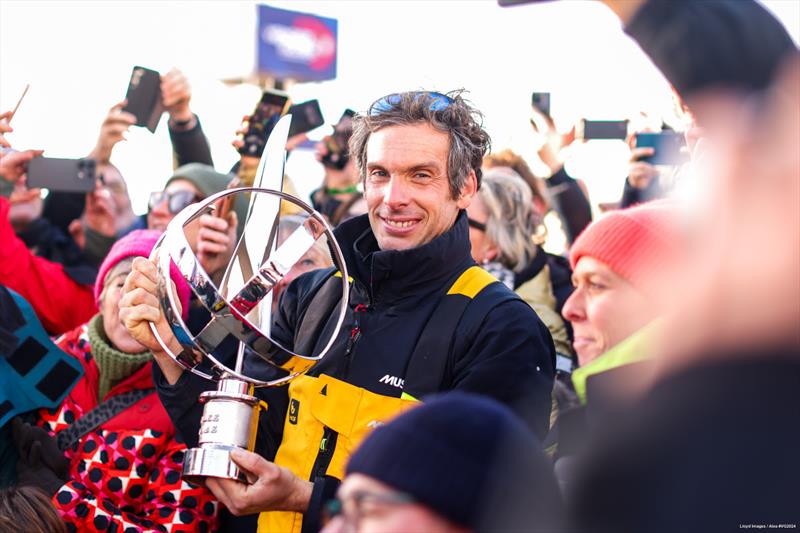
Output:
top-left (56, 388), bottom-right (154, 452)
top-left (403, 266), bottom-right (518, 399)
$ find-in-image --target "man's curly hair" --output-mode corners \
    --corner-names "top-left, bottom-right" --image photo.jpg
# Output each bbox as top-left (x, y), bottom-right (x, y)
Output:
top-left (349, 90), bottom-right (491, 200)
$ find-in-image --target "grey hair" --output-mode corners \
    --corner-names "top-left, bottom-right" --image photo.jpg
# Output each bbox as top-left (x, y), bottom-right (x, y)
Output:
top-left (349, 90), bottom-right (491, 199)
top-left (98, 257), bottom-right (135, 304)
top-left (478, 168), bottom-right (545, 272)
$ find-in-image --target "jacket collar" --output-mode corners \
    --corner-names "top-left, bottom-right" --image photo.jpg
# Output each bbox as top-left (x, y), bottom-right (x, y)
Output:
top-left (513, 245), bottom-right (546, 289)
top-left (333, 210), bottom-right (475, 306)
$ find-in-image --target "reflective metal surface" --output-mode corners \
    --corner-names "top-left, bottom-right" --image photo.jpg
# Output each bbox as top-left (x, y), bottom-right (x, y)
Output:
top-left (146, 114), bottom-right (349, 484)
top-left (148, 187), bottom-right (349, 387)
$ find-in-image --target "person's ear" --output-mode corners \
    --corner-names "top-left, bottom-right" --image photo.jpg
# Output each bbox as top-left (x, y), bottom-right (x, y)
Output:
top-left (485, 245), bottom-right (499, 262)
top-left (456, 170), bottom-right (478, 209)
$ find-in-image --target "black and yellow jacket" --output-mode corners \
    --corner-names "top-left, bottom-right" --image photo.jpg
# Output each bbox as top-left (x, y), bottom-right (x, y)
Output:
top-left (154, 211), bottom-right (556, 532)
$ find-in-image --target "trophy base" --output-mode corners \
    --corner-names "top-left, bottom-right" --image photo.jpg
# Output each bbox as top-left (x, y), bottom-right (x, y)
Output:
top-left (183, 445), bottom-right (249, 486)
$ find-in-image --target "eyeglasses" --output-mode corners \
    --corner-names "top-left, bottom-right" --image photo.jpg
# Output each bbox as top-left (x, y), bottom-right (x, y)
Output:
top-left (322, 489), bottom-right (416, 530)
top-left (369, 91), bottom-right (453, 116)
top-left (468, 217), bottom-right (487, 232)
top-left (148, 190), bottom-right (200, 214)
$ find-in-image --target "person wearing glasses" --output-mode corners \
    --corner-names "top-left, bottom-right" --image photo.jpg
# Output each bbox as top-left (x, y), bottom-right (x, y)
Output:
top-left (321, 393), bottom-right (561, 533)
top-left (466, 167), bottom-right (573, 366)
top-left (121, 90), bottom-right (556, 532)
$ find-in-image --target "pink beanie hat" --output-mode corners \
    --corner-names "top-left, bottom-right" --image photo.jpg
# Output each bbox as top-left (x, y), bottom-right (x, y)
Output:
top-left (569, 202), bottom-right (681, 291)
top-left (95, 229), bottom-right (191, 320)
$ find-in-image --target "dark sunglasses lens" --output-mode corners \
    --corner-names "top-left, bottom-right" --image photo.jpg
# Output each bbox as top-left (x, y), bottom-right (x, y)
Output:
top-left (148, 191), bottom-right (164, 210)
top-left (168, 191), bottom-right (197, 214)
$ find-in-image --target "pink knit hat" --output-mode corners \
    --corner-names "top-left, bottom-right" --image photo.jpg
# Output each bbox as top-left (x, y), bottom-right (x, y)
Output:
top-left (569, 202), bottom-right (680, 291)
top-left (95, 229), bottom-right (191, 320)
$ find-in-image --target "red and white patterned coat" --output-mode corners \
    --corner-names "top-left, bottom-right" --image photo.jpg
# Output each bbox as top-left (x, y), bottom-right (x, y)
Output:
top-left (37, 323), bottom-right (219, 532)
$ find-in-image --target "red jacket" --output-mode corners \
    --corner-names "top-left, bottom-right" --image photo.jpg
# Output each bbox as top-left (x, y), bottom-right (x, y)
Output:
top-left (0, 196), bottom-right (97, 334)
top-left (37, 323), bottom-right (219, 532)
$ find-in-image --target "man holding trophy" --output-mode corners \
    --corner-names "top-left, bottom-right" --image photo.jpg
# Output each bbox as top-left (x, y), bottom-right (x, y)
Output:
top-left (119, 90), bottom-right (556, 532)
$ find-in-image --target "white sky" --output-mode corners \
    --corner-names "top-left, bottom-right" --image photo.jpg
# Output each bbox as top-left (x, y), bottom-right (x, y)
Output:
top-left (1, 0), bottom-right (798, 214)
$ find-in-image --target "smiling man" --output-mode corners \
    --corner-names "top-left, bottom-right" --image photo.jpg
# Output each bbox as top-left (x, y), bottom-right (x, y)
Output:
top-left (121, 90), bottom-right (555, 533)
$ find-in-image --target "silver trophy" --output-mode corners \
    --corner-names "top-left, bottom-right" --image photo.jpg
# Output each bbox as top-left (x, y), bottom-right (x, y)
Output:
top-left (147, 115), bottom-right (349, 485)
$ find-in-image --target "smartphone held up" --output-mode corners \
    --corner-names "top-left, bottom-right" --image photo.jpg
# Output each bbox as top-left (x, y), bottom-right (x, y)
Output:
top-left (581, 119), bottom-right (629, 140)
top-left (122, 66), bottom-right (163, 133)
top-left (239, 89), bottom-right (292, 158)
top-left (26, 157), bottom-right (96, 193)
top-left (288, 99), bottom-right (325, 138)
top-left (635, 131), bottom-right (688, 166)
top-left (321, 109), bottom-right (355, 171)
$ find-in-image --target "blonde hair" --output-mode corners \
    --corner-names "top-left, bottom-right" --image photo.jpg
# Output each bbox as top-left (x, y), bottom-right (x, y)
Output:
top-left (484, 149), bottom-right (549, 212)
top-left (478, 168), bottom-right (544, 272)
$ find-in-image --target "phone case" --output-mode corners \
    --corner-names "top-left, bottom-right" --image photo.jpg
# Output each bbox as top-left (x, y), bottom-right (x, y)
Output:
top-left (239, 89), bottom-right (291, 158)
top-left (583, 120), bottom-right (629, 140)
top-left (531, 92), bottom-right (550, 116)
top-left (636, 132), bottom-right (687, 165)
top-left (122, 66), bottom-right (163, 133)
top-left (320, 110), bottom-right (355, 170)
top-left (26, 158), bottom-right (96, 193)
top-left (288, 100), bottom-right (325, 137)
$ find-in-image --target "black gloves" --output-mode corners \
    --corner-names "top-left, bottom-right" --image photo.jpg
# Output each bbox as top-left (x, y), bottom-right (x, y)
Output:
top-left (11, 417), bottom-right (69, 496)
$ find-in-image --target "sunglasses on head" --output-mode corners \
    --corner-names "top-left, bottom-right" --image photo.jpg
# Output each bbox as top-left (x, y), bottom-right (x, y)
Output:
top-left (148, 189), bottom-right (200, 214)
top-left (369, 91), bottom-right (453, 116)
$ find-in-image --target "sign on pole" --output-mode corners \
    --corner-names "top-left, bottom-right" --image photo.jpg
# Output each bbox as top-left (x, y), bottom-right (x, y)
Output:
top-left (257, 5), bottom-right (338, 82)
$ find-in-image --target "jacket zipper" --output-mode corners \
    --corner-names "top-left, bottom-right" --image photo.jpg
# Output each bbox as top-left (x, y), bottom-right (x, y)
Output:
top-left (309, 426), bottom-right (339, 481)
top-left (310, 303), bottom-right (367, 481)
top-left (343, 303), bottom-right (367, 379)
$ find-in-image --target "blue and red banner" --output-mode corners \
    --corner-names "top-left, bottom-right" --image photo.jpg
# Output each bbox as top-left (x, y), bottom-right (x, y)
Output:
top-left (257, 5), bottom-right (338, 82)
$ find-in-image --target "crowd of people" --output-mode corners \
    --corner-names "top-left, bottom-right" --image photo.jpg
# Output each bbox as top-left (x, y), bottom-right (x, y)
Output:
top-left (0, 0), bottom-right (798, 531)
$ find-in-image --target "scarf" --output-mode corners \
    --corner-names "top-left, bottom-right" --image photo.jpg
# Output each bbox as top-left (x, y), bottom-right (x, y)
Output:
top-left (87, 315), bottom-right (151, 401)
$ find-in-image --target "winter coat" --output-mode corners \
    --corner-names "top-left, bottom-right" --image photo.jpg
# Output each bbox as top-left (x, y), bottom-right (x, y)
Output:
top-left (37, 322), bottom-right (219, 532)
top-left (155, 211), bottom-right (556, 533)
top-left (0, 197), bottom-right (96, 335)
top-left (515, 263), bottom-right (573, 359)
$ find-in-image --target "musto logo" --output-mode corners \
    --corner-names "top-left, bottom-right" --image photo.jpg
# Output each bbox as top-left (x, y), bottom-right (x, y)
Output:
top-left (263, 16), bottom-right (336, 71)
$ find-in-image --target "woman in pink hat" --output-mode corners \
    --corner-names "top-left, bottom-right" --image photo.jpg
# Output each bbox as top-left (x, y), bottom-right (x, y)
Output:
top-left (11, 229), bottom-right (218, 532)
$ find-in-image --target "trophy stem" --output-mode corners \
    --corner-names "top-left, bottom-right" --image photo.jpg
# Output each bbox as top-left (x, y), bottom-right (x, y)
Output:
top-left (182, 377), bottom-right (266, 486)
top-left (234, 341), bottom-right (246, 374)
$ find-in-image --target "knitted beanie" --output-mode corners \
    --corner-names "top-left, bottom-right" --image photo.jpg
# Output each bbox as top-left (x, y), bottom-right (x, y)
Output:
top-left (94, 229), bottom-right (191, 319)
top-left (165, 163), bottom-right (248, 237)
top-left (569, 202), bottom-right (679, 291)
top-left (346, 392), bottom-right (561, 531)
top-left (164, 163), bottom-right (231, 199)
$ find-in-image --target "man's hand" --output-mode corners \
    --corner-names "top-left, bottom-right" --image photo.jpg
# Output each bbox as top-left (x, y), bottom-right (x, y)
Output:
top-left (84, 185), bottom-right (116, 236)
top-left (0, 149), bottom-right (43, 183)
top-left (627, 147), bottom-right (659, 189)
top-left (89, 101), bottom-right (136, 163)
top-left (68, 185), bottom-right (116, 249)
top-left (206, 449), bottom-right (313, 516)
top-left (162, 68), bottom-right (195, 126)
top-left (0, 110), bottom-right (13, 148)
top-left (196, 212), bottom-right (238, 279)
top-left (119, 257), bottom-right (187, 384)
